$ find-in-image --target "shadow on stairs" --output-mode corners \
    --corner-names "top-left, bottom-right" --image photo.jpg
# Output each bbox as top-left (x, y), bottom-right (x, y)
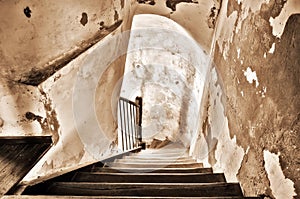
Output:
top-left (5, 144), bottom-right (260, 198)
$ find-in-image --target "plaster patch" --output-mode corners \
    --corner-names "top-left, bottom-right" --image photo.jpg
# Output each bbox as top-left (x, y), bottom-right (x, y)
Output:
top-left (237, 48), bottom-right (241, 58)
top-left (264, 52), bottom-right (267, 58)
top-left (264, 150), bottom-right (297, 199)
top-left (213, 118), bottom-right (245, 182)
top-left (260, 86), bottom-right (267, 98)
top-left (245, 146), bottom-right (250, 154)
top-left (240, 91), bottom-right (244, 97)
top-left (268, 43), bottom-right (275, 54)
top-left (243, 67), bottom-right (259, 87)
top-left (269, 0), bottom-right (300, 38)
top-left (235, 0), bottom-right (271, 33)
top-left (215, 0), bottom-right (238, 60)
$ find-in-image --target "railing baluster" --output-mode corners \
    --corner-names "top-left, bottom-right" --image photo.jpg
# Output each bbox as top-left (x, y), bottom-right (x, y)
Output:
top-left (127, 102), bottom-right (132, 150)
top-left (118, 97), bottom-right (143, 151)
top-left (130, 104), bottom-right (134, 148)
top-left (121, 100), bottom-right (127, 151)
top-left (118, 100), bottom-right (124, 151)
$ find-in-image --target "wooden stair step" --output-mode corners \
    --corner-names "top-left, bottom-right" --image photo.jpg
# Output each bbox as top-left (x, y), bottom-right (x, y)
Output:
top-left (136, 151), bottom-right (188, 155)
top-left (123, 156), bottom-right (193, 161)
top-left (114, 158), bottom-right (197, 164)
top-left (131, 154), bottom-right (189, 158)
top-left (91, 167), bottom-right (212, 173)
top-left (72, 172), bottom-right (226, 183)
top-left (3, 195), bottom-right (247, 198)
top-left (104, 162), bottom-right (203, 168)
top-left (46, 182), bottom-right (244, 197)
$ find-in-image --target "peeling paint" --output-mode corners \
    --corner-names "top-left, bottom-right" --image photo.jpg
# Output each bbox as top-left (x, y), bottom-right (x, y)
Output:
top-left (264, 150), bottom-right (297, 199)
top-left (22, 0), bottom-right (135, 184)
top-left (214, 122), bottom-right (245, 182)
top-left (243, 67), bottom-right (259, 88)
top-left (269, 0), bottom-right (300, 38)
top-left (237, 48), bottom-right (241, 58)
top-left (0, 78), bottom-right (47, 136)
top-left (258, 86), bottom-right (267, 98)
top-left (268, 42), bottom-right (275, 53)
top-left (215, 3), bottom-right (238, 60)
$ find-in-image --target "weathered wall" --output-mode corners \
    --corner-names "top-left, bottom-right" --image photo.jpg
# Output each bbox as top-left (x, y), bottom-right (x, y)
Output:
top-left (1, 1), bottom-right (299, 197)
top-left (191, 0), bottom-right (300, 198)
top-left (0, 0), bottom-right (126, 85)
top-left (0, 78), bottom-right (48, 136)
top-left (120, 14), bottom-right (210, 145)
top-left (21, 0), bottom-right (137, 184)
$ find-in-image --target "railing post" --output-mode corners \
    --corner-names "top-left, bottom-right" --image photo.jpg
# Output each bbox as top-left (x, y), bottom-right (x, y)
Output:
top-left (135, 97), bottom-right (142, 142)
top-left (135, 97), bottom-right (145, 149)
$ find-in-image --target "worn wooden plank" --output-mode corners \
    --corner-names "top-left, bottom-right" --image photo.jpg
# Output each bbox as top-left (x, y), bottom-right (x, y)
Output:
top-left (72, 172), bottom-right (226, 183)
top-left (91, 167), bottom-right (212, 173)
top-left (47, 182), bottom-right (243, 197)
top-left (114, 158), bottom-right (197, 164)
top-left (0, 136), bottom-right (52, 144)
top-left (0, 142), bottom-right (51, 195)
top-left (105, 162), bottom-right (203, 168)
top-left (2, 195), bottom-right (247, 199)
top-left (2, 195), bottom-right (246, 199)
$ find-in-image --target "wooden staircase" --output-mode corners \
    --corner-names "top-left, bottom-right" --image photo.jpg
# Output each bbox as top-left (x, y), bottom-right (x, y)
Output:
top-left (18, 144), bottom-right (259, 198)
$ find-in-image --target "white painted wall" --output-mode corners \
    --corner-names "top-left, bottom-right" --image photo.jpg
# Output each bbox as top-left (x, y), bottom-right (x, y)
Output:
top-left (120, 14), bottom-right (210, 146)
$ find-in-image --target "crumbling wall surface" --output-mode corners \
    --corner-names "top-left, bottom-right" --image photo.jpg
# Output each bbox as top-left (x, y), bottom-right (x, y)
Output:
top-left (21, 0), bottom-right (137, 185)
top-left (192, 0), bottom-right (299, 198)
top-left (0, 78), bottom-right (48, 136)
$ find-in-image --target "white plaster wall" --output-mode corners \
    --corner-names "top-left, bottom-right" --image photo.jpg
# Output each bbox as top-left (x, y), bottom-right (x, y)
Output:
top-left (264, 150), bottom-right (297, 198)
top-left (120, 14), bottom-right (210, 146)
top-left (22, 0), bottom-right (137, 184)
top-left (135, 0), bottom-right (216, 53)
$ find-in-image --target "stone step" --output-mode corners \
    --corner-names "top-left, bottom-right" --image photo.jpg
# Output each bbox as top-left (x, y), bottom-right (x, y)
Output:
top-left (47, 182), bottom-right (244, 197)
top-left (104, 162), bottom-right (203, 168)
top-left (91, 167), bottom-right (212, 173)
top-left (72, 172), bottom-right (226, 183)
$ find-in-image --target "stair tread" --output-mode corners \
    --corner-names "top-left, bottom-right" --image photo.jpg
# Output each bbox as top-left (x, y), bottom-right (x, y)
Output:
top-left (4, 196), bottom-right (246, 199)
top-left (114, 159), bottom-right (197, 163)
top-left (123, 156), bottom-right (193, 160)
top-left (47, 182), bottom-right (243, 197)
top-left (91, 167), bottom-right (212, 173)
top-left (131, 154), bottom-right (189, 157)
top-left (73, 172), bottom-right (226, 183)
top-left (105, 162), bottom-right (203, 168)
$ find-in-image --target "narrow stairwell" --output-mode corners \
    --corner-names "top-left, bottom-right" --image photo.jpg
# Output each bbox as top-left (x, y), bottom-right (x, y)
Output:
top-left (20, 143), bottom-right (259, 198)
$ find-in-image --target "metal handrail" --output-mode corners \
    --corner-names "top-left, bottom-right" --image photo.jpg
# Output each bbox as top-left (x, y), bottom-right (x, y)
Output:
top-left (118, 97), bottom-right (143, 151)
